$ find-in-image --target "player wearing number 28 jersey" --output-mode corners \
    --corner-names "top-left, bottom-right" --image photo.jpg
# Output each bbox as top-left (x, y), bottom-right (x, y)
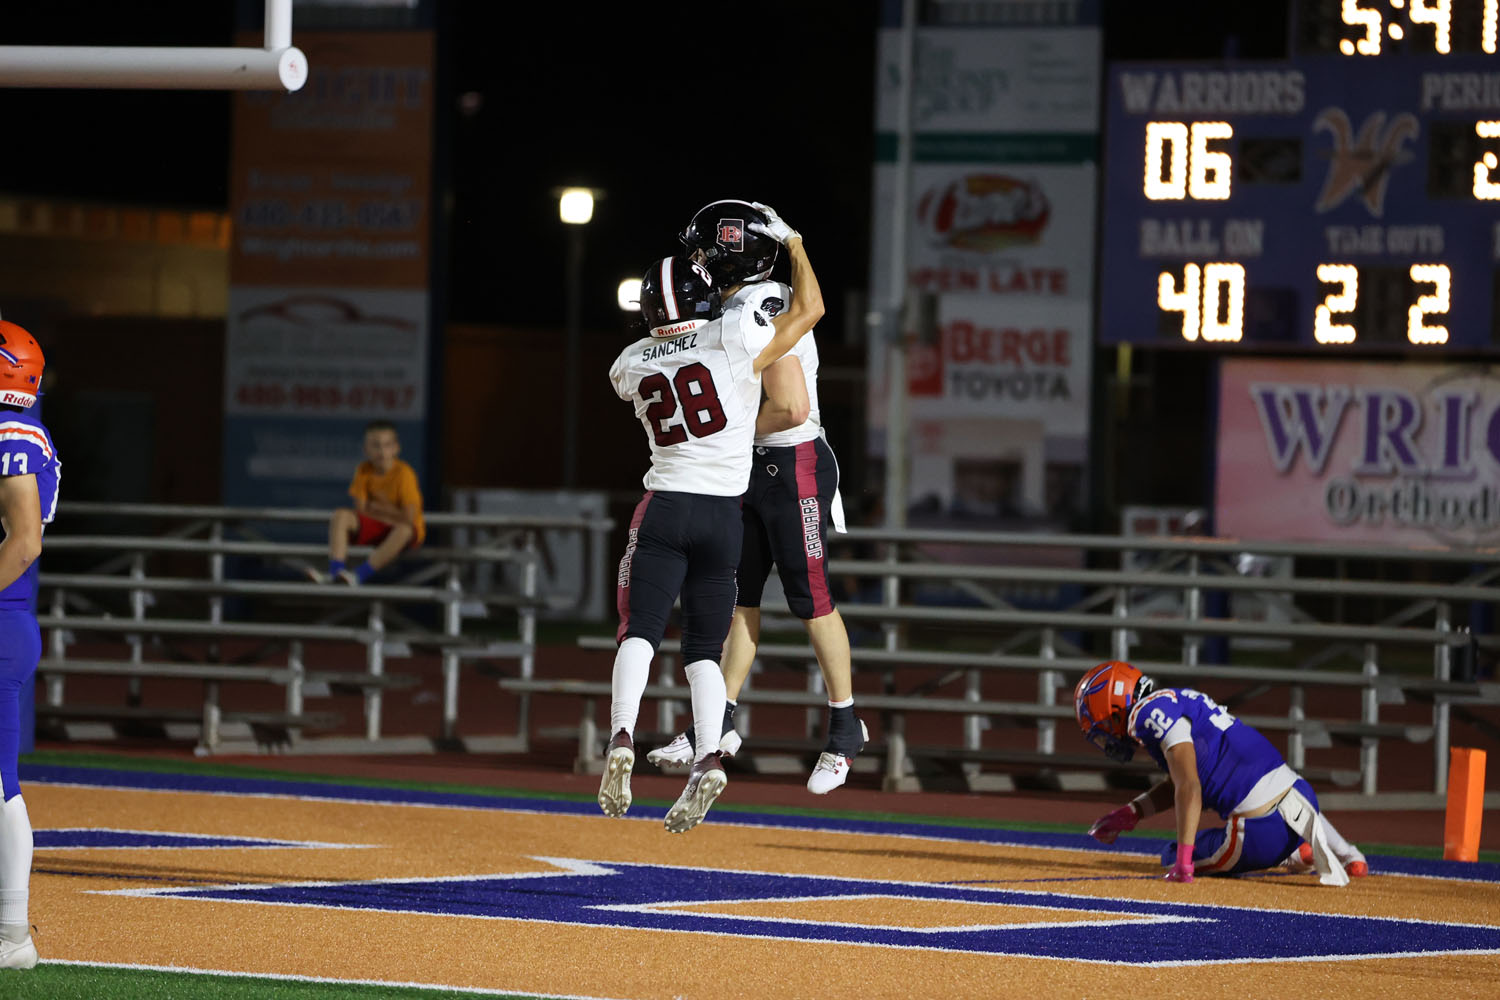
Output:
top-left (609, 260), bottom-right (775, 498)
top-left (1076, 661), bottom-right (1367, 885)
top-left (600, 219), bottom-right (824, 835)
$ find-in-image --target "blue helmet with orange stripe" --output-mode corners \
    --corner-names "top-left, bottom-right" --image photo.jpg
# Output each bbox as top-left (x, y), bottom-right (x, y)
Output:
top-left (0, 320), bottom-right (44, 410)
top-left (1074, 661), bottom-right (1154, 762)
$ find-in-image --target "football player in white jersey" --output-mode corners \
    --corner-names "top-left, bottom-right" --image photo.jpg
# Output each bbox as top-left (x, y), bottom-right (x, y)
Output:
top-left (602, 218), bottom-right (824, 833)
top-left (650, 200), bottom-right (866, 794)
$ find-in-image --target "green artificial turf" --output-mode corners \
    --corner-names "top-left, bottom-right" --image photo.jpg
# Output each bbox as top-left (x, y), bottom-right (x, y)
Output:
top-left (9, 963), bottom-right (538, 999)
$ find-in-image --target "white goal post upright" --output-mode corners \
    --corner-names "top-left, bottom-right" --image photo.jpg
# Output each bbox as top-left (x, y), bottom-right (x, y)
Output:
top-left (0, 0), bottom-right (306, 91)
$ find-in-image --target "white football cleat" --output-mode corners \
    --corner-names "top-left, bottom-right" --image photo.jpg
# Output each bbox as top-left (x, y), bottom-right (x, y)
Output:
top-left (648, 728), bottom-right (742, 768)
top-left (664, 752), bottom-right (727, 834)
top-left (0, 935), bottom-right (37, 970)
top-left (807, 719), bottom-right (868, 795)
top-left (1281, 844), bottom-right (1317, 874)
top-left (1287, 841), bottom-right (1369, 878)
top-left (647, 733), bottom-right (693, 769)
top-left (598, 729), bottom-right (635, 818)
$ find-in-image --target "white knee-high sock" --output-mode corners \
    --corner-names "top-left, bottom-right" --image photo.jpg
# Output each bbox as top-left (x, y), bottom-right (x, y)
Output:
top-left (0, 794), bottom-right (30, 941)
top-left (684, 659), bottom-right (728, 762)
top-left (1318, 814), bottom-right (1361, 861)
top-left (610, 637), bottom-right (654, 737)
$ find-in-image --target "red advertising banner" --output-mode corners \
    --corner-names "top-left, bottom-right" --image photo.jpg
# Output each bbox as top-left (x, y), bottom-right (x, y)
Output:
top-left (1217, 358), bottom-right (1500, 547)
top-left (897, 298), bottom-right (1091, 525)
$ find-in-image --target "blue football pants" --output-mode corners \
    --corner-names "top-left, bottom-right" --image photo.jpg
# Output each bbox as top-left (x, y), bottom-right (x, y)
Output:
top-left (1159, 778), bottom-right (1319, 875)
top-left (0, 609), bottom-right (40, 801)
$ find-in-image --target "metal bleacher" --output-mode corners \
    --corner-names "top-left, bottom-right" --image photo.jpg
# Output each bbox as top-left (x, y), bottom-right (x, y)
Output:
top-left (37, 501), bottom-right (612, 753)
top-left (506, 526), bottom-right (1499, 805)
top-left (31, 502), bottom-right (1500, 808)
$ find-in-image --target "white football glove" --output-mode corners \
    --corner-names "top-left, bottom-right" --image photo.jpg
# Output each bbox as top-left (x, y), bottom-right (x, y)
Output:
top-left (749, 201), bottom-right (801, 245)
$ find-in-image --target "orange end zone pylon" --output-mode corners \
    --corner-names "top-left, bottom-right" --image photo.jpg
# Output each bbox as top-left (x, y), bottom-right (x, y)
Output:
top-left (1444, 747), bottom-right (1487, 862)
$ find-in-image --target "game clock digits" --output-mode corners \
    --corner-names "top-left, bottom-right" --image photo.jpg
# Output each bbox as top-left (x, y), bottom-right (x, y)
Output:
top-left (1099, 0), bottom-right (1500, 350)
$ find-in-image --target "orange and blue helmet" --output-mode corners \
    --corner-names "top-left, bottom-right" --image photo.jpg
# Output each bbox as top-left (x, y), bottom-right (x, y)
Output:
top-left (0, 320), bottom-right (44, 409)
top-left (1074, 660), bottom-right (1154, 762)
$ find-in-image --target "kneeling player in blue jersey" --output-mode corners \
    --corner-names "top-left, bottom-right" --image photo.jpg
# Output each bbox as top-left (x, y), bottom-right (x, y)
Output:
top-left (0, 321), bottom-right (55, 969)
top-left (1075, 661), bottom-right (1367, 885)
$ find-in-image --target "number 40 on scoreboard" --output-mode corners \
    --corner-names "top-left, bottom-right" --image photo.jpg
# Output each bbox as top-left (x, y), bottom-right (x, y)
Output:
top-left (1140, 117), bottom-right (1497, 346)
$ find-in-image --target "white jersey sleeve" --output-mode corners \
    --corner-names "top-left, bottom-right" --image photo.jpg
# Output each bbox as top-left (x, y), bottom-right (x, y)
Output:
top-left (735, 282), bottom-right (792, 319)
top-left (730, 291), bottom-right (776, 362)
top-left (608, 349), bottom-right (632, 401)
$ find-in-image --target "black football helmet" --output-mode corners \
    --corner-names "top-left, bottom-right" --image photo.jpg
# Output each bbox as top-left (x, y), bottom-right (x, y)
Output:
top-left (639, 255), bottom-right (721, 338)
top-left (678, 199), bottom-right (779, 286)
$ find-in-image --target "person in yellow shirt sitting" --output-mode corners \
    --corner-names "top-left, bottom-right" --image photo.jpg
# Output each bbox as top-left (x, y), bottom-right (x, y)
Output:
top-left (311, 421), bottom-right (425, 585)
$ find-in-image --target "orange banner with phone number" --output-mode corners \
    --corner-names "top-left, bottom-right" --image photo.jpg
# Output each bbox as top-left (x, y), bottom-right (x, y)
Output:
top-left (224, 28), bottom-right (433, 510)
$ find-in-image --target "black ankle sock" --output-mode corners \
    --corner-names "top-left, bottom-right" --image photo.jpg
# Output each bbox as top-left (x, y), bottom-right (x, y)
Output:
top-left (826, 705), bottom-right (862, 755)
top-left (681, 701), bottom-right (737, 750)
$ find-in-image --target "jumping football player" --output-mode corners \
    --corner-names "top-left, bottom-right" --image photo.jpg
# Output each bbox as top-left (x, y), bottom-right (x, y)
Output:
top-left (0, 321), bottom-right (57, 970)
top-left (649, 200), bottom-right (866, 795)
top-left (1075, 660), bottom-right (1368, 883)
top-left (603, 216), bottom-right (824, 833)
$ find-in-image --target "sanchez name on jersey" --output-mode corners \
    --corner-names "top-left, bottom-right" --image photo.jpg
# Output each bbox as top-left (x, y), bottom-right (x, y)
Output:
top-left (609, 293), bottom-right (777, 496)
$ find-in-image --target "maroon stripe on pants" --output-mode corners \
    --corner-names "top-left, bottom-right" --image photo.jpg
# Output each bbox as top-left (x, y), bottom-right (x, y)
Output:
top-left (615, 490), bottom-right (654, 643)
top-left (793, 441), bottom-right (833, 618)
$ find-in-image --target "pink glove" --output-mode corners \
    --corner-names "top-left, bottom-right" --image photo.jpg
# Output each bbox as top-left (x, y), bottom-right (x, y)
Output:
top-left (1087, 803), bottom-right (1140, 844)
top-left (1165, 843), bottom-right (1195, 882)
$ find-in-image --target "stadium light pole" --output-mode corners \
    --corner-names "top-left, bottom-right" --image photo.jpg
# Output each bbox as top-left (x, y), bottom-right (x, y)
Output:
top-left (558, 187), bottom-right (596, 489)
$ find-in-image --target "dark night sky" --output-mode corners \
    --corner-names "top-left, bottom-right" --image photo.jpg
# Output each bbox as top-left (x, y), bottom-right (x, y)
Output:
top-left (0, 1), bottom-right (1289, 334)
top-left (442, 0), bottom-right (882, 332)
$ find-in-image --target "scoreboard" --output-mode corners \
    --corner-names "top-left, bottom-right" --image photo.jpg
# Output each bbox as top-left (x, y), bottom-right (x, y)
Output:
top-left (1099, 0), bottom-right (1500, 350)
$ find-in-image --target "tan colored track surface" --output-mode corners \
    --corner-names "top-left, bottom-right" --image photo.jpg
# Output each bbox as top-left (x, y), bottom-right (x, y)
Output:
top-left (26, 782), bottom-right (1500, 999)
